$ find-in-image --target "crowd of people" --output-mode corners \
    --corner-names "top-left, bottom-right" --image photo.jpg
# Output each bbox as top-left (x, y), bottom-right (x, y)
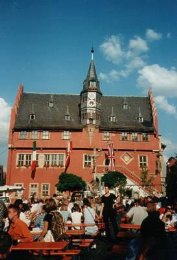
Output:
top-left (0, 185), bottom-right (177, 259)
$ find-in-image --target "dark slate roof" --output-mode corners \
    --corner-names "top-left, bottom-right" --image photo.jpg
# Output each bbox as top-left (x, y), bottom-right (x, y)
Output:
top-left (100, 96), bottom-right (154, 132)
top-left (14, 93), bottom-right (154, 132)
top-left (14, 93), bottom-right (82, 130)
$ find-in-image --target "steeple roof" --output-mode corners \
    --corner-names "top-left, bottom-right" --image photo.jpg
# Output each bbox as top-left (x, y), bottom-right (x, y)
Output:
top-left (81, 48), bottom-right (102, 95)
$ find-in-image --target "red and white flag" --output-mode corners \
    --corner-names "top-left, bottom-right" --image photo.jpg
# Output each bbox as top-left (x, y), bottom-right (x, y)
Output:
top-left (31, 141), bottom-right (37, 179)
top-left (65, 141), bottom-right (72, 172)
top-left (107, 143), bottom-right (115, 171)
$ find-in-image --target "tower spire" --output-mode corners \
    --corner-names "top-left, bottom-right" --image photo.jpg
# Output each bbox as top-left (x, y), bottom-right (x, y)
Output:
top-left (91, 47), bottom-right (94, 61)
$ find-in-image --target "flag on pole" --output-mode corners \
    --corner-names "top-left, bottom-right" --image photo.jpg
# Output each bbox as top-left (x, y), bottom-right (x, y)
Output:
top-left (107, 143), bottom-right (115, 171)
top-left (31, 141), bottom-right (37, 179)
top-left (65, 141), bottom-right (72, 172)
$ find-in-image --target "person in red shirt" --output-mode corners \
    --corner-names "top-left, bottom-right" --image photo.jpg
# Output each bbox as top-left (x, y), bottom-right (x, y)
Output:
top-left (8, 204), bottom-right (33, 243)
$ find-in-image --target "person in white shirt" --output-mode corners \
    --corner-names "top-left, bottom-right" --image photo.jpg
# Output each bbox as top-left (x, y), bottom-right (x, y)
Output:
top-left (126, 199), bottom-right (148, 225)
top-left (83, 198), bottom-right (98, 235)
top-left (71, 203), bottom-right (83, 229)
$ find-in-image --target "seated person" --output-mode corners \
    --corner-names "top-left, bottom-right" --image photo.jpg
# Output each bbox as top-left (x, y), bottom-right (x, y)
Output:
top-left (71, 203), bottom-right (83, 229)
top-left (8, 204), bottom-right (33, 243)
top-left (83, 198), bottom-right (98, 235)
top-left (0, 231), bottom-right (12, 259)
top-left (126, 202), bottom-right (177, 260)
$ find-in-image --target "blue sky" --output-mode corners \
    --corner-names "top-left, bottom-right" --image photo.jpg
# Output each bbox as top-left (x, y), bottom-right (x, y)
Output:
top-left (0, 0), bottom-right (177, 167)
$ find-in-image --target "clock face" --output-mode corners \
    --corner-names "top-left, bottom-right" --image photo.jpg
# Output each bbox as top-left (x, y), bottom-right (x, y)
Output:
top-left (88, 100), bottom-right (96, 107)
top-left (88, 92), bottom-right (96, 100)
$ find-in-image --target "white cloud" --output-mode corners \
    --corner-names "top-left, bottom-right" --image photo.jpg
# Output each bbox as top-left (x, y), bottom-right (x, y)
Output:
top-left (125, 57), bottom-right (146, 73)
top-left (146, 29), bottom-right (162, 41)
top-left (99, 72), bottom-right (110, 82)
top-left (137, 64), bottom-right (177, 97)
top-left (167, 32), bottom-right (171, 39)
top-left (100, 35), bottom-right (125, 64)
top-left (161, 136), bottom-right (177, 160)
top-left (0, 98), bottom-right (11, 142)
top-left (128, 36), bottom-right (149, 54)
top-left (155, 96), bottom-right (177, 115)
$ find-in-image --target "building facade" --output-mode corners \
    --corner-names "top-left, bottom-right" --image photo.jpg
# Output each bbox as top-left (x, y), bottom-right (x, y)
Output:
top-left (7, 50), bottom-right (163, 197)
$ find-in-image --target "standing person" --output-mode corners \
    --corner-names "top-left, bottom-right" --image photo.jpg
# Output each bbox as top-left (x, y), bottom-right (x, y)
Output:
top-left (100, 185), bottom-right (118, 240)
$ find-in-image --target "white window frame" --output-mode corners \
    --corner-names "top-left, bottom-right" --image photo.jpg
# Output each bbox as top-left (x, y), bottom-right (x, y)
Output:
top-left (121, 132), bottom-right (128, 141)
top-left (29, 183), bottom-right (39, 197)
top-left (17, 154), bottom-right (25, 166)
top-left (31, 130), bottom-right (38, 140)
top-left (63, 131), bottom-right (70, 140)
top-left (14, 183), bottom-right (24, 197)
top-left (142, 133), bottom-right (149, 142)
top-left (103, 131), bottom-right (110, 141)
top-left (131, 132), bottom-right (138, 142)
top-left (17, 154), bottom-right (38, 167)
top-left (110, 116), bottom-right (116, 122)
top-left (44, 153), bottom-right (64, 167)
top-left (41, 183), bottom-right (50, 197)
top-left (42, 131), bottom-right (49, 140)
top-left (139, 155), bottom-right (148, 168)
top-left (83, 154), bottom-right (92, 168)
top-left (19, 131), bottom-right (27, 139)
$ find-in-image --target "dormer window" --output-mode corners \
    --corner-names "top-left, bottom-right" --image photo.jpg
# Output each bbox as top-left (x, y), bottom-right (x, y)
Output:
top-left (30, 113), bottom-right (35, 120)
top-left (123, 103), bottom-right (128, 109)
top-left (65, 115), bottom-right (71, 121)
top-left (48, 95), bottom-right (54, 108)
top-left (109, 116), bottom-right (116, 122)
top-left (48, 100), bottom-right (54, 108)
top-left (138, 116), bottom-right (144, 123)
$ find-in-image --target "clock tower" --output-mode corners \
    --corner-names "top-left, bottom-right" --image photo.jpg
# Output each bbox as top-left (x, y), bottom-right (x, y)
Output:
top-left (80, 48), bottom-right (102, 126)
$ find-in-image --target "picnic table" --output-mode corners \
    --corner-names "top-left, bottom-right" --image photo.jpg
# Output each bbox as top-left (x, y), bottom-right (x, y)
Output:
top-left (120, 223), bottom-right (141, 230)
top-left (12, 241), bottom-right (69, 259)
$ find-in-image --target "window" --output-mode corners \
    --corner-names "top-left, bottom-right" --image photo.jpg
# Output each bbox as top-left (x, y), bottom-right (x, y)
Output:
top-left (29, 183), bottom-right (38, 196)
top-left (30, 114), bottom-right (36, 120)
top-left (44, 154), bottom-right (50, 167)
top-left (142, 133), bottom-right (148, 141)
top-left (51, 154), bottom-right (57, 166)
top-left (139, 155), bottom-right (148, 168)
top-left (25, 154), bottom-right (32, 166)
top-left (17, 154), bottom-right (38, 167)
top-left (131, 133), bottom-right (138, 141)
top-left (121, 132), bottom-right (128, 141)
top-left (31, 131), bottom-right (38, 140)
top-left (84, 154), bottom-right (92, 167)
top-left (44, 154), bottom-right (64, 167)
top-left (65, 115), bottom-right (71, 121)
top-left (14, 183), bottom-right (24, 197)
top-left (19, 131), bottom-right (27, 139)
top-left (103, 132), bottom-right (110, 141)
top-left (109, 116), bottom-right (116, 122)
top-left (123, 103), bottom-right (128, 109)
top-left (17, 154), bottom-right (25, 166)
top-left (42, 131), bottom-right (49, 139)
top-left (63, 131), bottom-right (70, 140)
top-left (41, 184), bottom-right (50, 196)
top-left (138, 116), bottom-right (143, 123)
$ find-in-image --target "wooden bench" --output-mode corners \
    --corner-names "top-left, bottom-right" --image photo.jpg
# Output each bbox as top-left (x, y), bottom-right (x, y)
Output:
top-left (43, 249), bottom-right (81, 258)
top-left (112, 244), bottom-right (128, 256)
top-left (117, 231), bottom-right (139, 239)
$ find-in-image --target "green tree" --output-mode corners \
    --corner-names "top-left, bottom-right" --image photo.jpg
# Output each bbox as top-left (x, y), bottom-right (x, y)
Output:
top-left (101, 171), bottom-right (127, 189)
top-left (140, 168), bottom-right (154, 191)
top-left (56, 172), bottom-right (86, 192)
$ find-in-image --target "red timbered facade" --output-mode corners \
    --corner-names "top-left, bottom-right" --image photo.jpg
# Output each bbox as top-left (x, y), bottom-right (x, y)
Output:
top-left (6, 49), bottom-right (163, 197)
